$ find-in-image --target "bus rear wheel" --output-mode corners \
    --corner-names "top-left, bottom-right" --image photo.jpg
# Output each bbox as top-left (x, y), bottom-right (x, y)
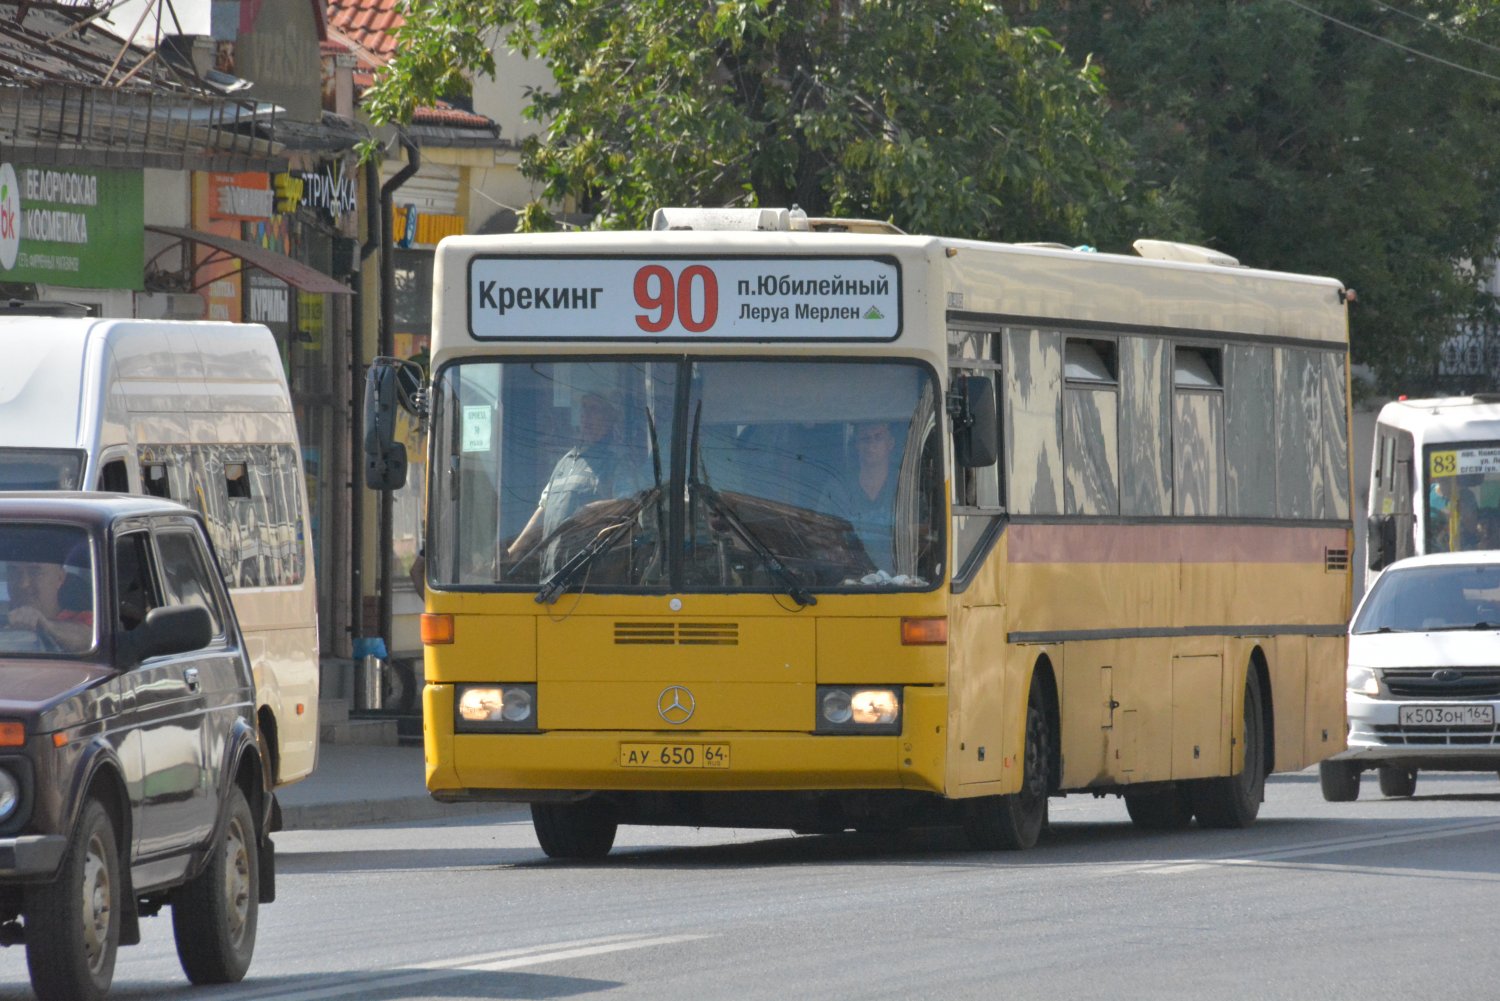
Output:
top-left (531, 800), bottom-right (618, 860)
top-left (1124, 784), bottom-right (1194, 830)
top-left (962, 680), bottom-right (1050, 851)
top-left (1191, 669), bottom-right (1267, 829)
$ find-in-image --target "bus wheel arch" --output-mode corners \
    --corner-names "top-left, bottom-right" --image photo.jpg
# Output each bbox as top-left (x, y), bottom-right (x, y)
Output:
top-left (1191, 650), bottom-right (1271, 829)
top-left (961, 656), bottom-right (1057, 851)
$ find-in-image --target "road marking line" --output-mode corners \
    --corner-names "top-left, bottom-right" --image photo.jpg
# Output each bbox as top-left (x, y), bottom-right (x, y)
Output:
top-left (1137, 818), bottom-right (1500, 874)
top-left (234, 933), bottom-right (713, 1001)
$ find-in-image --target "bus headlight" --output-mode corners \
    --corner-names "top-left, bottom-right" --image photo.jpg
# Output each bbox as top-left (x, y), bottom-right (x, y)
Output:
top-left (1346, 667), bottom-right (1380, 696)
top-left (816, 686), bottom-right (901, 734)
top-left (455, 684), bottom-right (538, 731)
top-left (0, 768), bottom-right (19, 823)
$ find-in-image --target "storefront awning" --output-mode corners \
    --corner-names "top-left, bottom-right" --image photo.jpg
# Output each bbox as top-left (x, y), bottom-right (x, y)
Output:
top-left (146, 225), bottom-right (352, 295)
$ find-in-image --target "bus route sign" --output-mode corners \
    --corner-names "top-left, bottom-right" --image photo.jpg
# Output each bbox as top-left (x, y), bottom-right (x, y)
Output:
top-left (1431, 447), bottom-right (1500, 478)
top-left (467, 255), bottom-right (901, 341)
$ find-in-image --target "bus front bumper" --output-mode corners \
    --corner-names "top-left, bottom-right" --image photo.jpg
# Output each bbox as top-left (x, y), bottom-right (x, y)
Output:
top-left (424, 685), bottom-right (949, 798)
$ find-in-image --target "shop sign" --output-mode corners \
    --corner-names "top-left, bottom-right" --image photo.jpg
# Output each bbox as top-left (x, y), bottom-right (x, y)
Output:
top-left (0, 163), bottom-right (143, 289)
top-left (274, 161), bottom-right (357, 222)
top-left (208, 172), bottom-right (273, 221)
top-left (246, 272), bottom-right (290, 338)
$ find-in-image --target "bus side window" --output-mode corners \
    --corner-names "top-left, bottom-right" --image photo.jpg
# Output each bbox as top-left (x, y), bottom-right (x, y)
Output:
top-left (98, 459), bottom-right (129, 493)
top-left (142, 463), bottom-right (171, 499)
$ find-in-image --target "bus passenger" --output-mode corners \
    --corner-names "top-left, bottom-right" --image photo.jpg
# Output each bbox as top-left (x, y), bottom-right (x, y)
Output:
top-left (817, 421), bottom-right (900, 572)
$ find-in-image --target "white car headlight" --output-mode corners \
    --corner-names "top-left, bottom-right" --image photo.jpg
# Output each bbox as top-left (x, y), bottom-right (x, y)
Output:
top-left (1346, 666), bottom-right (1380, 696)
top-left (455, 684), bottom-right (538, 731)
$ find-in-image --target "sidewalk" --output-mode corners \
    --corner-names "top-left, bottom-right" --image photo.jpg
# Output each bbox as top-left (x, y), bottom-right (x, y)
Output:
top-left (274, 742), bottom-right (527, 831)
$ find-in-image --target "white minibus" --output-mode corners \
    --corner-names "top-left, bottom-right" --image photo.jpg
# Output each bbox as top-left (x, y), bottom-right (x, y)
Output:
top-left (0, 317), bottom-right (319, 788)
top-left (1367, 394), bottom-right (1500, 584)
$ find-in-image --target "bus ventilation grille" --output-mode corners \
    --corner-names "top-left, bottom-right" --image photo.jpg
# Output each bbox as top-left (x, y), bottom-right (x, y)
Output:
top-left (614, 622), bottom-right (739, 646)
top-left (1324, 548), bottom-right (1349, 572)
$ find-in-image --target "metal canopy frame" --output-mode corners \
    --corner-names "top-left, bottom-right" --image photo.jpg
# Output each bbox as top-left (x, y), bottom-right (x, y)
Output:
top-left (146, 224), bottom-right (351, 296)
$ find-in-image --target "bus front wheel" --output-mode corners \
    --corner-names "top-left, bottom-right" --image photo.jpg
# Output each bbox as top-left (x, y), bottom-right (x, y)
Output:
top-left (531, 800), bottom-right (618, 860)
top-left (962, 681), bottom-right (1050, 850)
top-left (1192, 669), bottom-right (1267, 828)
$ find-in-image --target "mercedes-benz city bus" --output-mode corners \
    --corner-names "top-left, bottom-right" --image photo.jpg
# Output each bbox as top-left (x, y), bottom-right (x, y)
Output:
top-left (365, 207), bottom-right (1354, 856)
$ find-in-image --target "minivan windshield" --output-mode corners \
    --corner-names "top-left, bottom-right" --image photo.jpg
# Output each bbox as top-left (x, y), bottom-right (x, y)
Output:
top-left (1353, 562), bottom-right (1500, 634)
top-left (0, 448), bottom-right (85, 490)
top-left (428, 358), bottom-right (943, 596)
top-left (0, 523), bottom-right (95, 655)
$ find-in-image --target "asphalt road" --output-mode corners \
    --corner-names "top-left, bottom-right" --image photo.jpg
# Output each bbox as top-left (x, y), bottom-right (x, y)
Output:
top-left (5, 768), bottom-right (1498, 1001)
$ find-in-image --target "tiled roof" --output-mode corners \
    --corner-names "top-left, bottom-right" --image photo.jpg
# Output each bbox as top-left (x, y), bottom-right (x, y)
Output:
top-left (326, 0), bottom-right (402, 60)
top-left (414, 104), bottom-right (493, 129)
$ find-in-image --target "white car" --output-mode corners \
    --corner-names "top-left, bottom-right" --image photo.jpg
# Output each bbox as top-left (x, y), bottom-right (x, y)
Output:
top-left (1321, 552), bottom-right (1500, 801)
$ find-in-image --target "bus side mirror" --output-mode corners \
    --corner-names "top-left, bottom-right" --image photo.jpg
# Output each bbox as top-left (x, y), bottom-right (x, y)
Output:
top-left (364, 363), bottom-right (408, 490)
top-left (1367, 513), bottom-right (1396, 571)
top-left (951, 375), bottom-right (998, 468)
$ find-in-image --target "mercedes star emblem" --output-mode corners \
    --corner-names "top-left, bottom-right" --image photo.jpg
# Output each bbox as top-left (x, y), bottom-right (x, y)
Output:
top-left (658, 685), bottom-right (695, 725)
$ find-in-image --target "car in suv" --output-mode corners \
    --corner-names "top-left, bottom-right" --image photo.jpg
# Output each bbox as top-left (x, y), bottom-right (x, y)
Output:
top-left (1320, 551), bottom-right (1500, 801)
top-left (0, 494), bottom-right (273, 1001)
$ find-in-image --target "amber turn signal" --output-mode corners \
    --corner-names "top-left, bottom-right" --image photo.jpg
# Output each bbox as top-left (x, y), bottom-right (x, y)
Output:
top-left (421, 613), bottom-right (455, 645)
top-left (900, 617), bottom-right (948, 645)
top-left (0, 722), bottom-right (25, 747)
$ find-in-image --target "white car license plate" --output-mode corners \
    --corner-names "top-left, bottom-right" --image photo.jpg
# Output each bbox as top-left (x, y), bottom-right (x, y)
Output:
top-left (1398, 704), bottom-right (1496, 727)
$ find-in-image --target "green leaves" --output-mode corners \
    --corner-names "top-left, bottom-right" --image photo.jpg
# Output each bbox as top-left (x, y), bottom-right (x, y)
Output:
top-left (367, 0), bottom-right (1151, 240)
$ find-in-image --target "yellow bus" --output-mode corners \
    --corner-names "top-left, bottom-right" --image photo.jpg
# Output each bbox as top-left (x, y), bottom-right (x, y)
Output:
top-left (365, 208), bottom-right (1354, 856)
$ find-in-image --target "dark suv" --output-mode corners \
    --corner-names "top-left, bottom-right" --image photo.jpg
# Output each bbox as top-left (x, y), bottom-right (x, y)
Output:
top-left (0, 495), bottom-right (273, 1001)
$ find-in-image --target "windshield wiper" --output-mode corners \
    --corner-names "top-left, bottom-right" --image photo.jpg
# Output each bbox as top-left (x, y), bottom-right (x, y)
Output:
top-left (694, 480), bottom-right (817, 607)
top-left (1424, 621), bottom-right (1500, 632)
top-left (534, 488), bottom-right (660, 604)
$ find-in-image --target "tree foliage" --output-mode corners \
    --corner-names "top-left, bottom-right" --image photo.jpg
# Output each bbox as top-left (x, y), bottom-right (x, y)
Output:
top-left (364, 0), bottom-right (1172, 244)
top-left (1009, 0), bottom-right (1500, 387)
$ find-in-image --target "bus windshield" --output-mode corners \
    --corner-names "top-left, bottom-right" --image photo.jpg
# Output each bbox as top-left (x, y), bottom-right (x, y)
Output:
top-left (1424, 440), bottom-right (1500, 553)
top-left (429, 358), bottom-right (943, 594)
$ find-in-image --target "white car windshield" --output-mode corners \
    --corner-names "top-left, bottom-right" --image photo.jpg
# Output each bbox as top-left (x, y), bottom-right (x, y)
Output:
top-left (1353, 563), bottom-right (1500, 634)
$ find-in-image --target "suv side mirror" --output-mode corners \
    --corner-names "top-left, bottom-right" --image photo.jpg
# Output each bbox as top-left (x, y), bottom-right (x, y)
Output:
top-left (1368, 513), bottom-right (1397, 571)
top-left (951, 375), bottom-right (998, 468)
top-left (364, 363), bottom-right (408, 490)
top-left (120, 605), bottom-right (213, 665)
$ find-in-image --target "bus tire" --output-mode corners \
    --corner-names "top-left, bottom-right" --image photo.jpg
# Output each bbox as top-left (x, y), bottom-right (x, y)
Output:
top-left (1318, 760), bottom-right (1361, 802)
top-left (24, 798), bottom-right (120, 1001)
top-left (532, 800), bottom-right (617, 860)
top-left (962, 680), bottom-right (1049, 850)
top-left (1377, 765), bottom-right (1417, 798)
top-left (1124, 784), bottom-right (1194, 830)
top-left (1192, 668), bottom-right (1267, 829)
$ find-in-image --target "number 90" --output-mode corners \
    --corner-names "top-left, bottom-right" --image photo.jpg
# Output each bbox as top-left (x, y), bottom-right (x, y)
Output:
top-left (634, 265), bottom-right (718, 334)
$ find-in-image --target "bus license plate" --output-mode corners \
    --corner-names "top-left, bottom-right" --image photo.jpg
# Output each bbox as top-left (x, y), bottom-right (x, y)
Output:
top-left (619, 743), bottom-right (730, 769)
top-left (1399, 705), bottom-right (1496, 726)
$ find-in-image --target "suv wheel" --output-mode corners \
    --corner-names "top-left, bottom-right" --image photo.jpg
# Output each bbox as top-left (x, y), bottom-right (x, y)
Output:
top-left (24, 798), bottom-right (120, 1001)
top-left (172, 785), bottom-right (259, 983)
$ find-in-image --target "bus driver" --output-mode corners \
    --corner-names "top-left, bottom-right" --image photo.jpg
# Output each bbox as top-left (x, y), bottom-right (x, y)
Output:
top-left (504, 390), bottom-right (651, 575)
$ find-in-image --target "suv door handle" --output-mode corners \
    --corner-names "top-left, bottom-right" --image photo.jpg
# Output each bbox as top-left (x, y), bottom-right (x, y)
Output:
top-left (184, 667), bottom-right (201, 692)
